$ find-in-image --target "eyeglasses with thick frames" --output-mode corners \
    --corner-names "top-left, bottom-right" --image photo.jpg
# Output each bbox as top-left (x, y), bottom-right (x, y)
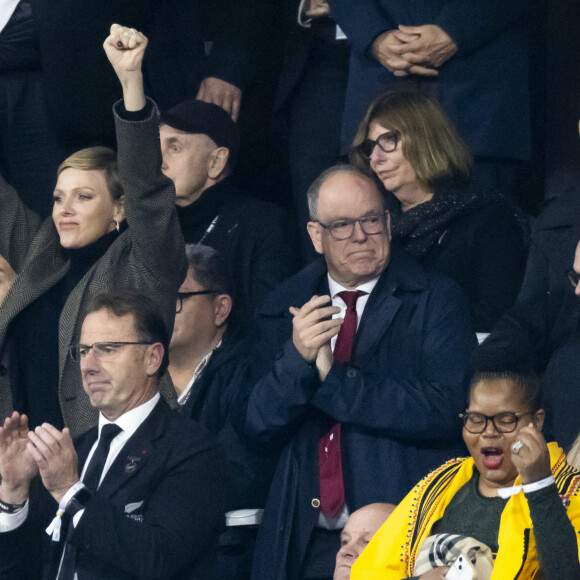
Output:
top-left (459, 411), bottom-right (533, 434)
top-left (358, 131), bottom-right (400, 159)
top-left (316, 213), bottom-right (388, 241)
top-left (176, 290), bottom-right (220, 313)
top-left (567, 269), bottom-right (580, 289)
top-left (69, 341), bottom-right (154, 362)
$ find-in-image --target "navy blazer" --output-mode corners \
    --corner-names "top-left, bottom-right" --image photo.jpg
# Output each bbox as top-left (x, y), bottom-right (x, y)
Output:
top-left (244, 252), bottom-right (475, 580)
top-left (328, 0), bottom-right (530, 159)
top-left (0, 400), bottom-right (227, 580)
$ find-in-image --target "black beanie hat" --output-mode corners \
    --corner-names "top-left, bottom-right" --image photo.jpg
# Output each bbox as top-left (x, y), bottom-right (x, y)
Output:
top-left (161, 99), bottom-right (240, 168)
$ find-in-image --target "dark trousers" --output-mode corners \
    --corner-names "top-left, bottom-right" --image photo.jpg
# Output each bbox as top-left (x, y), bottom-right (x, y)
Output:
top-left (212, 526), bottom-right (259, 580)
top-left (283, 38), bottom-right (350, 265)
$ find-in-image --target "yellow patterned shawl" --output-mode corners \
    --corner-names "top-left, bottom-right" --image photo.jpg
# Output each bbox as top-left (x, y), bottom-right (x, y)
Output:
top-left (352, 443), bottom-right (580, 580)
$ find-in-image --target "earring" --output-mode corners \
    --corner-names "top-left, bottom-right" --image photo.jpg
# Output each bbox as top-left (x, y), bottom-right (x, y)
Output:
top-left (114, 220), bottom-right (120, 232)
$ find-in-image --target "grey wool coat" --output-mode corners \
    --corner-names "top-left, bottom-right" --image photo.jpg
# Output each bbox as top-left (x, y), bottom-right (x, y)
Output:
top-left (0, 100), bottom-right (186, 437)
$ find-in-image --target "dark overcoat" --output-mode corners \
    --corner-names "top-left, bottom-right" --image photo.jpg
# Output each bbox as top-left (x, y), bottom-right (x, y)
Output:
top-left (243, 252), bottom-right (476, 579)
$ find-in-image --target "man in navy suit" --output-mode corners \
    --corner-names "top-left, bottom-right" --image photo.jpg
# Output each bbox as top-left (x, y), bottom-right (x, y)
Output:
top-left (0, 291), bottom-right (226, 579)
top-left (243, 164), bottom-right (475, 579)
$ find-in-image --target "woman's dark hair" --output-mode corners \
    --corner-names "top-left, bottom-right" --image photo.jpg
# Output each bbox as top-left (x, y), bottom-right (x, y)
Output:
top-left (85, 290), bottom-right (169, 374)
top-left (350, 91), bottom-right (472, 189)
top-left (470, 335), bottom-right (542, 412)
top-left (57, 146), bottom-right (124, 202)
top-left (468, 370), bottom-right (543, 413)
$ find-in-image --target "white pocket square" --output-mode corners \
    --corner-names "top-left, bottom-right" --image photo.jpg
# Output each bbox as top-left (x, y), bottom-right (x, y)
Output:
top-left (124, 500), bottom-right (144, 514)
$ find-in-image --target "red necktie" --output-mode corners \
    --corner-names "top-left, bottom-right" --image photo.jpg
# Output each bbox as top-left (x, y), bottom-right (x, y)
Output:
top-left (318, 290), bottom-right (366, 518)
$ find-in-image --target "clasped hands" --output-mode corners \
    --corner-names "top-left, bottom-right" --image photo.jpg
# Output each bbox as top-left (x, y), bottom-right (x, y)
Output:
top-left (0, 412), bottom-right (79, 506)
top-left (372, 24), bottom-right (457, 77)
top-left (290, 295), bottom-right (343, 381)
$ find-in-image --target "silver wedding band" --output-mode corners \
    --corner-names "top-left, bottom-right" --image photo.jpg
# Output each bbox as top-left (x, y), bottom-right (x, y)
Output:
top-left (512, 440), bottom-right (523, 454)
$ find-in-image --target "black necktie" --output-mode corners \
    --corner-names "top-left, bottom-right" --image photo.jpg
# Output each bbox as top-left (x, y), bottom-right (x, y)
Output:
top-left (83, 424), bottom-right (122, 490)
top-left (56, 424), bottom-right (122, 579)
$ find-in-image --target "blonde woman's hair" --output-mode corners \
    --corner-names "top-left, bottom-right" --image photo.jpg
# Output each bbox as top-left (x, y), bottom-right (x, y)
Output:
top-left (57, 146), bottom-right (123, 201)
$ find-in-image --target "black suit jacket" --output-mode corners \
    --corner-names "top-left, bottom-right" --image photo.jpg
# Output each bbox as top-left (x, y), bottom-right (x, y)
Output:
top-left (0, 399), bottom-right (227, 580)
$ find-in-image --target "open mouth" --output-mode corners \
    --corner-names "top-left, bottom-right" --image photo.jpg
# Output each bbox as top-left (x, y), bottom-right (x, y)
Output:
top-left (481, 446), bottom-right (504, 469)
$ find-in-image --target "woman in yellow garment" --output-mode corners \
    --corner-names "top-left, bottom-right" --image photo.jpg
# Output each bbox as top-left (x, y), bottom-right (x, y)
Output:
top-left (352, 371), bottom-right (580, 579)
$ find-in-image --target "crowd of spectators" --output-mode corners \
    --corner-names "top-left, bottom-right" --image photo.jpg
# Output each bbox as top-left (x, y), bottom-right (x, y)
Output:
top-left (0, 2), bottom-right (579, 579)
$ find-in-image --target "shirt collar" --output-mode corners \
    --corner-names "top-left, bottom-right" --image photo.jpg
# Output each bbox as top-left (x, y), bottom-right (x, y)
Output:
top-left (327, 275), bottom-right (379, 299)
top-left (98, 392), bottom-right (160, 439)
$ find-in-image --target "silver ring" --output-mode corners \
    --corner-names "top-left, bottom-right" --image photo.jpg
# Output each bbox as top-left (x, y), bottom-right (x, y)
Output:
top-left (512, 440), bottom-right (523, 454)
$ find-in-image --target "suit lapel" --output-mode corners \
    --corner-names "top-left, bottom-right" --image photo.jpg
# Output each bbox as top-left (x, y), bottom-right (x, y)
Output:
top-left (96, 401), bottom-right (167, 497)
top-left (354, 277), bottom-right (401, 367)
top-left (353, 253), bottom-right (426, 367)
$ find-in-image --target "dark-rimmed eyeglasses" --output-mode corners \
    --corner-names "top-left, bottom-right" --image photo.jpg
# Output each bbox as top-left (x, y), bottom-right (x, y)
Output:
top-left (176, 290), bottom-right (220, 313)
top-left (357, 131), bottom-right (400, 159)
top-left (316, 213), bottom-right (388, 241)
top-left (459, 411), bottom-right (533, 434)
top-left (69, 342), bottom-right (154, 362)
top-left (567, 269), bottom-right (580, 289)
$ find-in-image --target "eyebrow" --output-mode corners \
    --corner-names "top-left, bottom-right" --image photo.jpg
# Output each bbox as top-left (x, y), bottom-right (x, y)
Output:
top-left (53, 187), bottom-right (96, 194)
top-left (326, 210), bottom-right (382, 221)
top-left (164, 136), bottom-right (185, 145)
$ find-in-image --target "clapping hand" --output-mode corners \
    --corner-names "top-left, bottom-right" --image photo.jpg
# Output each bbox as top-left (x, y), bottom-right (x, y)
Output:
top-left (28, 423), bottom-right (79, 505)
top-left (289, 295), bottom-right (342, 364)
top-left (0, 412), bottom-right (38, 504)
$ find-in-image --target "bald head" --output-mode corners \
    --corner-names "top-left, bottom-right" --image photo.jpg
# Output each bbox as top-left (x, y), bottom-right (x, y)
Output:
top-left (334, 503), bottom-right (396, 580)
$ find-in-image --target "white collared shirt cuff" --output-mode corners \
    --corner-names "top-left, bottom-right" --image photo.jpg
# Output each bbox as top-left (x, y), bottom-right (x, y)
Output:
top-left (0, 500), bottom-right (29, 532)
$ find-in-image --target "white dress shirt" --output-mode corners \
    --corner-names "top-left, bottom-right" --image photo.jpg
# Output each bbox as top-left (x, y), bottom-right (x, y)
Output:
top-left (327, 275), bottom-right (378, 352)
top-left (0, 0), bottom-right (20, 35)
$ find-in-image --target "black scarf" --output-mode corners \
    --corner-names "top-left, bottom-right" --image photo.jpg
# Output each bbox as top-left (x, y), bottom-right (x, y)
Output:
top-left (390, 182), bottom-right (509, 259)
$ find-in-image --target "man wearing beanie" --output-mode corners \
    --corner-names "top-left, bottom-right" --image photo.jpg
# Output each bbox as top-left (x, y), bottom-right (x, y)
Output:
top-left (160, 99), bottom-right (298, 333)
